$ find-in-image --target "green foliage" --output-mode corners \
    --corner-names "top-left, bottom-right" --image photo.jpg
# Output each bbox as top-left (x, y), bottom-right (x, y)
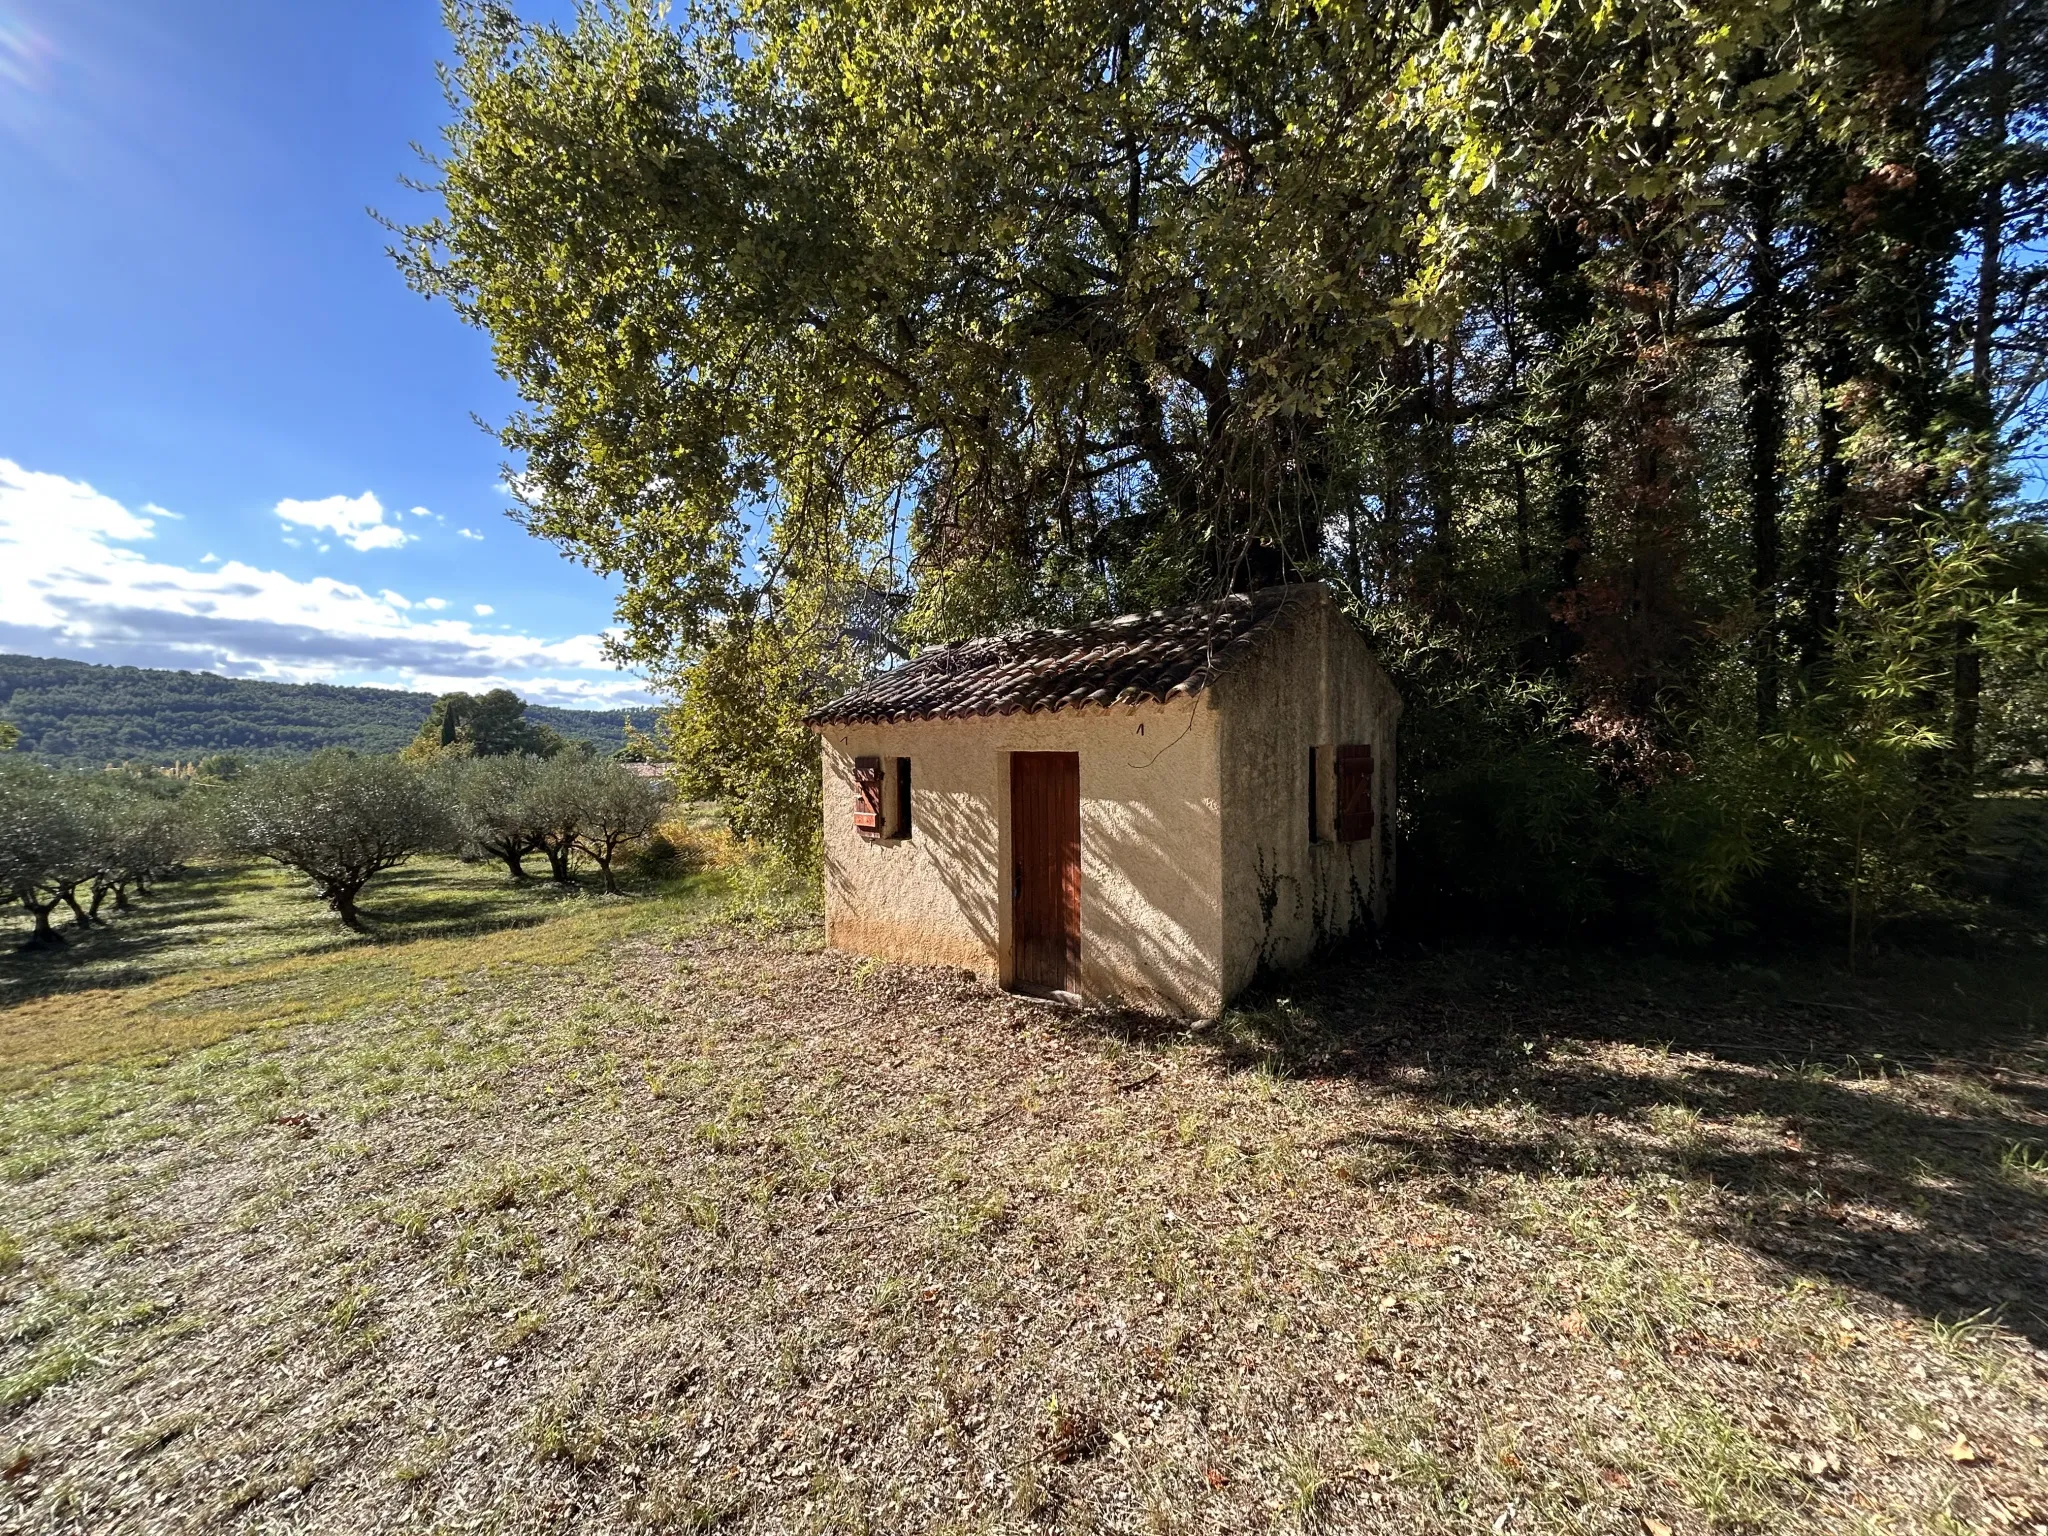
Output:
top-left (212, 753), bottom-right (453, 930)
top-left (0, 760), bottom-right (197, 947)
top-left (404, 0), bottom-right (2048, 938)
top-left (611, 721), bottom-right (658, 763)
top-left (0, 654), bottom-right (651, 765)
top-left (0, 720), bottom-right (18, 751)
top-left (664, 612), bottom-right (844, 866)
top-left (405, 687), bottom-right (570, 760)
top-left (525, 753), bottom-right (594, 884)
top-left (440, 752), bottom-right (549, 878)
top-left (571, 760), bottom-right (670, 892)
top-left (0, 759), bottom-right (93, 947)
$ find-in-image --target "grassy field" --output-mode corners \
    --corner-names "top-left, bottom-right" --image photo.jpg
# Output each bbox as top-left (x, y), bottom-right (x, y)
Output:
top-left (1, 857), bottom-right (2045, 1533)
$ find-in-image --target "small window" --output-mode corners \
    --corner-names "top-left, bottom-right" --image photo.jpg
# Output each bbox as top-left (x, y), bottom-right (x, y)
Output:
top-left (893, 757), bottom-right (913, 840)
top-left (852, 755), bottom-right (885, 837)
top-left (1335, 744), bottom-right (1374, 843)
top-left (1307, 746), bottom-right (1321, 844)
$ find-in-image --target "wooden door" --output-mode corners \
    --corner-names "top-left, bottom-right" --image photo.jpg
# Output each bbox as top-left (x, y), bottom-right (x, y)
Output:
top-left (1011, 752), bottom-right (1080, 992)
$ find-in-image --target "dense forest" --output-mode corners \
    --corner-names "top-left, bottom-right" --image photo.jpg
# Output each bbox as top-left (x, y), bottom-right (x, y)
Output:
top-left (0, 655), bottom-right (658, 766)
top-left (403, 0), bottom-right (2048, 943)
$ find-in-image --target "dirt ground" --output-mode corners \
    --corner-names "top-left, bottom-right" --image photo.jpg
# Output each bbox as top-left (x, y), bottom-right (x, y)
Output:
top-left (2, 898), bottom-right (2046, 1533)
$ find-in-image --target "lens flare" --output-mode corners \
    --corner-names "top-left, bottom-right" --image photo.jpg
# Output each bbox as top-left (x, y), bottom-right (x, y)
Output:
top-left (0, 12), bottom-right (54, 93)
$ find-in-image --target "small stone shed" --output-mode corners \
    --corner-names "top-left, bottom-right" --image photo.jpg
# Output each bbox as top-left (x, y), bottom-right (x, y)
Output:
top-left (804, 582), bottom-right (1402, 1017)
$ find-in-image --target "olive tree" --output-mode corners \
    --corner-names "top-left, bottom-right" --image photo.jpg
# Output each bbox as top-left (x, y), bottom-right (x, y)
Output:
top-left (215, 752), bottom-right (451, 930)
top-left (90, 785), bottom-right (193, 917)
top-left (0, 759), bottom-right (89, 948)
top-left (572, 763), bottom-right (668, 893)
top-left (523, 753), bottom-right (589, 885)
top-left (443, 753), bottom-right (548, 878)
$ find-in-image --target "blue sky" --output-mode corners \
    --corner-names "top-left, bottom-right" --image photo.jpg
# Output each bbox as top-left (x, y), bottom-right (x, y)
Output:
top-left (0, 0), bottom-right (654, 708)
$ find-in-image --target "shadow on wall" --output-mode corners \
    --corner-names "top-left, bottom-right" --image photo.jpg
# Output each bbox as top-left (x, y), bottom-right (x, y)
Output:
top-left (1071, 941), bottom-right (2048, 1347)
top-left (1080, 790), bottom-right (1221, 1011)
top-left (919, 785), bottom-right (1002, 965)
top-left (838, 761), bottom-right (1225, 1013)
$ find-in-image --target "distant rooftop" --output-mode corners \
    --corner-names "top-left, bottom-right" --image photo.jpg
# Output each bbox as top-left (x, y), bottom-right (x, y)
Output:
top-left (805, 584), bottom-right (1324, 727)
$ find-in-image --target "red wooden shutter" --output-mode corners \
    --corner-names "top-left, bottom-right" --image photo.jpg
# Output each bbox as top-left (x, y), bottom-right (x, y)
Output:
top-left (1334, 744), bottom-right (1374, 843)
top-left (852, 755), bottom-right (884, 836)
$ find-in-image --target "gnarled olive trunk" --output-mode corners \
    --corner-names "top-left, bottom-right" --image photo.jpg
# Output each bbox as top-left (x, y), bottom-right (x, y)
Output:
top-left (20, 898), bottom-right (65, 949)
top-left (327, 883), bottom-right (368, 932)
top-left (60, 883), bottom-right (93, 929)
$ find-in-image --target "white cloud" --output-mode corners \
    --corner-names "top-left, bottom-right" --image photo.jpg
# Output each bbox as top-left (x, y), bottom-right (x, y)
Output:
top-left (274, 490), bottom-right (413, 553)
top-left (0, 459), bottom-right (655, 708)
top-left (200, 551), bottom-right (219, 564)
top-left (406, 505), bottom-right (433, 518)
top-left (458, 527), bottom-right (483, 541)
top-left (474, 603), bottom-right (494, 617)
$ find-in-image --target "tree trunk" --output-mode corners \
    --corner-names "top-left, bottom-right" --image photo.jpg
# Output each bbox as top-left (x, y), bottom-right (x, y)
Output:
top-left (546, 843), bottom-right (573, 883)
top-left (1743, 155), bottom-right (1786, 727)
top-left (22, 899), bottom-right (65, 949)
top-left (595, 853), bottom-right (619, 895)
top-left (113, 883), bottom-right (133, 914)
top-left (501, 847), bottom-right (530, 880)
top-left (1954, 0), bottom-right (2009, 792)
top-left (1422, 335), bottom-right (1460, 608)
top-left (1528, 213), bottom-right (1594, 676)
top-left (60, 884), bottom-right (92, 929)
top-left (330, 884), bottom-right (366, 931)
top-left (1799, 327), bottom-right (1850, 678)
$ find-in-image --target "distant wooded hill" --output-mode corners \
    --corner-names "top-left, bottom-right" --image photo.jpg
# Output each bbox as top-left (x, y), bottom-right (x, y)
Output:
top-left (0, 655), bottom-right (660, 765)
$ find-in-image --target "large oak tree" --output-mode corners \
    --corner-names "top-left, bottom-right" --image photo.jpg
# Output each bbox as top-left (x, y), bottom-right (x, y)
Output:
top-left (401, 0), bottom-right (2048, 938)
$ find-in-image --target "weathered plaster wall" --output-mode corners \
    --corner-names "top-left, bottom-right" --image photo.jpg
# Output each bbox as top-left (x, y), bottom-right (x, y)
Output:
top-left (1213, 588), bottom-right (1403, 998)
top-left (817, 701), bottom-right (1225, 1015)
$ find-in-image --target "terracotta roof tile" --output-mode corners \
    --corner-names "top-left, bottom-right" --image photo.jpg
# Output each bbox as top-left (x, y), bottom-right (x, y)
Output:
top-left (805, 583), bottom-right (1322, 727)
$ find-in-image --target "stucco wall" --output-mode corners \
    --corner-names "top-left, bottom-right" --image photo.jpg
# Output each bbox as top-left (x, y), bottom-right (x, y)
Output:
top-left (817, 701), bottom-right (1225, 1016)
top-left (1213, 588), bottom-right (1403, 998)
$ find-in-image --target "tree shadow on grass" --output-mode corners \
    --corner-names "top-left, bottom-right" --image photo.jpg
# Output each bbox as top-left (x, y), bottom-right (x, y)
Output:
top-left (0, 859), bottom-right (609, 1006)
top-left (1087, 942), bottom-right (2048, 1346)
top-left (0, 867), bottom-right (258, 1000)
top-left (350, 864), bottom-right (597, 943)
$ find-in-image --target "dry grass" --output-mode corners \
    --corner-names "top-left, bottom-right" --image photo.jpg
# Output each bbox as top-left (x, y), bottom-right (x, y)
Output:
top-left (0, 869), bottom-right (2044, 1533)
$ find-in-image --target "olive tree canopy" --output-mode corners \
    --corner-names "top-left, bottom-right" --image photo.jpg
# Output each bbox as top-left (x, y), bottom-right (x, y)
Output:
top-left (215, 753), bottom-right (451, 931)
top-left (0, 759), bottom-right (90, 948)
top-left (572, 761), bottom-right (668, 893)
